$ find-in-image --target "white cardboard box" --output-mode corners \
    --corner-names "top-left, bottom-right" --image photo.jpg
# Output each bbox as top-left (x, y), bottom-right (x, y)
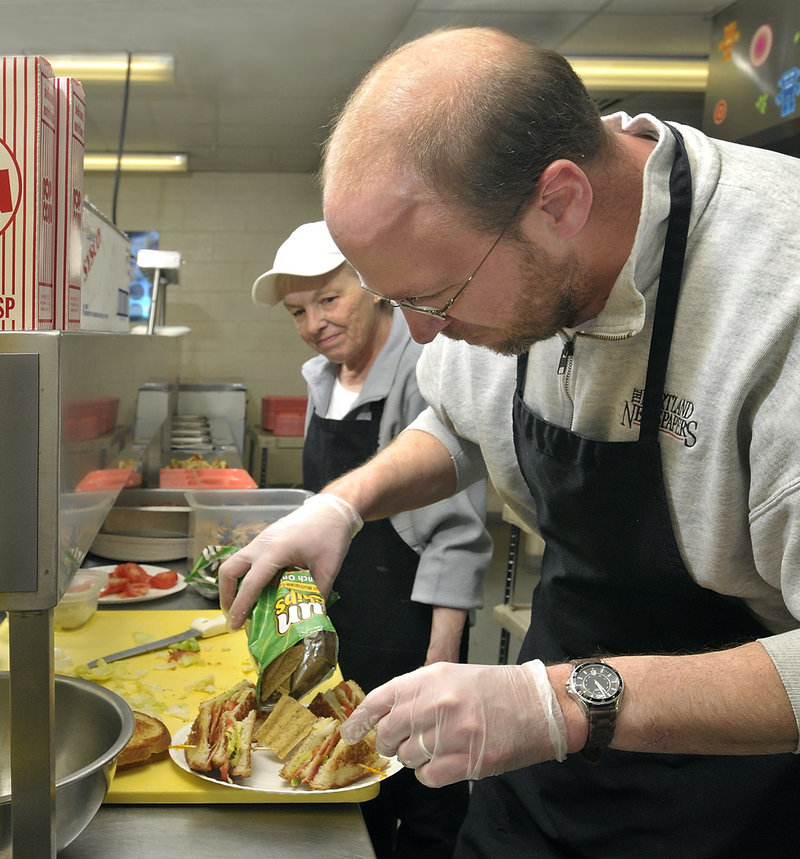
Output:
top-left (80, 200), bottom-right (130, 331)
top-left (0, 56), bottom-right (58, 330)
top-left (54, 77), bottom-right (85, 331)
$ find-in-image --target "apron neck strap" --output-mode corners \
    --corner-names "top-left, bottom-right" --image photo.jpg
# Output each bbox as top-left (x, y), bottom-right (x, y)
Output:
top-left (639, 123), bottom-right (692, 441)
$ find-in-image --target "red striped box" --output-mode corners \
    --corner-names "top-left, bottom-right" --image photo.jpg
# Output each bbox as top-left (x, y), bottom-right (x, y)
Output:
top-left (54, 76), bottom-right (85, 330)
top-left (0, 56), bottom-right (58, 330)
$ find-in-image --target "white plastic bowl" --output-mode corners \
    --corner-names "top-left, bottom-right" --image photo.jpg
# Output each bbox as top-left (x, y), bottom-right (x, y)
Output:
top-left (53, 569), bottom-right (107, 630)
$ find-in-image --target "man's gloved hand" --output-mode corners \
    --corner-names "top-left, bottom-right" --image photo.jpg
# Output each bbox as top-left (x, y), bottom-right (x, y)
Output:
top-left (218, 493), bottom-right (362, 629)
top-left (340, 660), bottom-right (568, 787)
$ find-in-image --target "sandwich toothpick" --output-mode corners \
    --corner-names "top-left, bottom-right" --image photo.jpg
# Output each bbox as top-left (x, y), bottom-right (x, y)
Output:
top-left (358, 763), bottom-right (388, 779)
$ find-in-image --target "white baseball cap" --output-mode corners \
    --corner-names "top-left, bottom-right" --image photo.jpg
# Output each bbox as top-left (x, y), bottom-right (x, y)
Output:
top-left (252, 221), bottom-right (346, 306)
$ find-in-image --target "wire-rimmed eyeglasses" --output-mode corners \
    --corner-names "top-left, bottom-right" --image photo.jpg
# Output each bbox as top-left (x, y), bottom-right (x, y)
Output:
top-left (357, 216), bottom-right (515, 320)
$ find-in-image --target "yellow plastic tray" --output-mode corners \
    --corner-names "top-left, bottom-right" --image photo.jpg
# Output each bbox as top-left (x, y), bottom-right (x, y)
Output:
top-left (1, 610), bottom-right (376, 804)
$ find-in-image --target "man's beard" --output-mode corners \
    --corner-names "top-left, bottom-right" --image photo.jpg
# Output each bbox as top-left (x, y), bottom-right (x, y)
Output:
top-left (444, 240), bottom-right (589, 357)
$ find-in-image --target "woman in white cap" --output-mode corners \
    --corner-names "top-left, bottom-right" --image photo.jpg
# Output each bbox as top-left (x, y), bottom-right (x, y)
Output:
top-left (252, 221), bottom-right (492, 858)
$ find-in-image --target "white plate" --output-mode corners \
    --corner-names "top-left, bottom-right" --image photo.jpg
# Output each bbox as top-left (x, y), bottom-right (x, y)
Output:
top-left (90, 532), bottom-right (188, 563)
top-left (90, 564), bottom-right (187, 604)
top-left (169, 723), bottom-right (401, 795)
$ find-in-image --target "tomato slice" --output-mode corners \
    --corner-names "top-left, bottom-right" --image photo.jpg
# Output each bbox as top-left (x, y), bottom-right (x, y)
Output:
top-left (99, 577), bottom-right (126, 597)
top-left (122, 580), bottom-right (151, 598)
top-left (117, 562), bottom-right (150, 583)
top-left (150, 570), bottom-right (179, 589)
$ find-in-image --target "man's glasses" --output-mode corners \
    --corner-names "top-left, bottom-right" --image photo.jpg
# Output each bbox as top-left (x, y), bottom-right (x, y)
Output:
top-left (357, 216), bottom-right (514, 320)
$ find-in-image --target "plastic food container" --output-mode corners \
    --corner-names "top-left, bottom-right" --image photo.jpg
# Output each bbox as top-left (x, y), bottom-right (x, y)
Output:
top-left (53, 570), bottom-right (107, 631)
top-left (185, 488), bottom-right (312, 567)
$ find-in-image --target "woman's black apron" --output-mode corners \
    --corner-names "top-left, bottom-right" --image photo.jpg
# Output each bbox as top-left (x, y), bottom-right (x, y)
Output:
top-left (304, 398), bottom-right (470, 858)
top-left (458, 127), bottom-right (800, 858)
top-left (303, 400), bottom-right (437, 689)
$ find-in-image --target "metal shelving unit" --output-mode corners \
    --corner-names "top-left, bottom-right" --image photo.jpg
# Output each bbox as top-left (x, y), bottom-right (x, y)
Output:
top-left (493, 505), bottom-right (544, 664)
top-left (0, 331), bottom-right (181, 857)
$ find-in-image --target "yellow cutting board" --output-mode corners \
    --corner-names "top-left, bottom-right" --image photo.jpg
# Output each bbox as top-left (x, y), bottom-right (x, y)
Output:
top-left (0, 610), bottom-right (375, 804)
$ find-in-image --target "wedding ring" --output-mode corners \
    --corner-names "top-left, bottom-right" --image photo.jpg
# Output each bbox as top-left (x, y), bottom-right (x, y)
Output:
top-left (417, 733), bottom-right (432, 761)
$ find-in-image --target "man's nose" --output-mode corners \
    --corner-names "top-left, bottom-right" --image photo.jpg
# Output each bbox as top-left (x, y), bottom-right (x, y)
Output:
top-left (402, 309), bottom-right (448, 344)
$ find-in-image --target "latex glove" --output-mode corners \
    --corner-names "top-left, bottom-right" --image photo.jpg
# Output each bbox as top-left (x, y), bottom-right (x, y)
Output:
top-left (340, 660), bottom-right (567, 787)
top-left (218, 493), bottom-right (362, 629)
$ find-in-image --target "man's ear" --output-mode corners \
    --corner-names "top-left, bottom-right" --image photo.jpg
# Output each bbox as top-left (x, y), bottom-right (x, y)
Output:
top-left (524, 159), bottom-right (593, 240)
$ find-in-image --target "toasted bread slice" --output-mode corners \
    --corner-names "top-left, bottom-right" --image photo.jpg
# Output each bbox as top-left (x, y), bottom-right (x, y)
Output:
top-left (307, 729), bottom-right (388, 791)
top-left (185, 698), bottom-right (215, 772)
top-left (255, 693), bottom-right (317, 759)
top-left (117, 711), bottom-right (171, 770)
top-left (185, 680), bottom-right (256, 774)
top-left (335, 679), bottom-right (366, 714)
top-left (279, 717), bottom-right (338, 783)
top-left (220, 680), bottom-right (257, 721)
top-left (230, 709), bottom-right (257, 778)
top-left (209, 708), bottom-right (257, 781)
top-left (308, 679), bottom-right (366, 721)
top-left (307, 692), bottom-right (340, 720)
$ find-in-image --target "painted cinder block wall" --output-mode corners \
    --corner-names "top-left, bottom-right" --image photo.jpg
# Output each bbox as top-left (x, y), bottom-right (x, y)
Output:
top-left (84, 170), bottom-right (322, 430)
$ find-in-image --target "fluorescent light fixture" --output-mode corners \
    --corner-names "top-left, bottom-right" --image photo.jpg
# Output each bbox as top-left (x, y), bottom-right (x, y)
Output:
top-left (46, 53), bottom-right (174, 83)
top-left (567, 57), bottom-right (708, 92)
top-left (83, 153), bottom-right (188, 172)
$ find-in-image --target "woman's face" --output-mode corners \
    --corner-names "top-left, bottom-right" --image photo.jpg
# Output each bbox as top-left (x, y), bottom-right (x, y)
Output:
top-left (280, 265), bottom-right (386, 366)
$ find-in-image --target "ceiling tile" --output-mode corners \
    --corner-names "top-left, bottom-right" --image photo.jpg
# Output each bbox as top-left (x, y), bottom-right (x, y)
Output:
top-left (0, 0), bottom-right (723, 172)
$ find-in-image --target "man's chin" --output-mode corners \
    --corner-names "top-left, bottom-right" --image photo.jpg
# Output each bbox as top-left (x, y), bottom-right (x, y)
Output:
top-left (442, 327), bottom-right (526, 356)
top-left (443, 325), bottom-right (489, 346)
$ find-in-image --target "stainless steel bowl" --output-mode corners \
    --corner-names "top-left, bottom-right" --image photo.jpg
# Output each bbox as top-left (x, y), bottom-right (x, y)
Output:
top-left (0, 671), bottom-right (134, 853)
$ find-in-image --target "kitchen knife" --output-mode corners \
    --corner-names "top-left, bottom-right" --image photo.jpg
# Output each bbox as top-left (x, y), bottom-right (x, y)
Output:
top-left (86, 615), bottom-right (229, 668)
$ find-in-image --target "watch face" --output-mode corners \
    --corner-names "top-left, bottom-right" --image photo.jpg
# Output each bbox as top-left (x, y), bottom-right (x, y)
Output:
top-left (571, 662), bottom-right (623, 705)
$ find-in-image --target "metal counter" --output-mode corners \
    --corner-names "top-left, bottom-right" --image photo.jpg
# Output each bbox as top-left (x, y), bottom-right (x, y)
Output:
top-left (60, 803), bottom-right (375, 857)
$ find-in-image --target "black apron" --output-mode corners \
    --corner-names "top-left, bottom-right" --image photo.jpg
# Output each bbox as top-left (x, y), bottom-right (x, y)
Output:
top-left (458, 127), bottom-right (800, 858)
top-left (303, 400), bottom-right (436, 690)
top-left (304, 398), bottom-right (470, 858)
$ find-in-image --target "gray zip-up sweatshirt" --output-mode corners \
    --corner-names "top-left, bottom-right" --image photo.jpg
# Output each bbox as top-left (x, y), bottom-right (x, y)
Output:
top-left (408, 113), bottom-right (800, 743)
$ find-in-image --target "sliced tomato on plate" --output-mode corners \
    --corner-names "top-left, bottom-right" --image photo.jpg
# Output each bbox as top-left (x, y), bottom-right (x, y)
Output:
top-left (150, 569), bottom-right (179, 589)
top-left (99, 577), bottom-right (127, 597)
top-left (114, 562), bottom-right (150, 582)
top-left (99, 562), bottom-right (180, 598)
top-left (122, 580), bottom-right (152, 598)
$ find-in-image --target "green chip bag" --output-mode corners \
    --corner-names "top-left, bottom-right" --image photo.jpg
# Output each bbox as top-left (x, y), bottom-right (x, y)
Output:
top-left (245, 568), bottom-right (338, 708)
top-left (184, 544), bottom-right (237, 598)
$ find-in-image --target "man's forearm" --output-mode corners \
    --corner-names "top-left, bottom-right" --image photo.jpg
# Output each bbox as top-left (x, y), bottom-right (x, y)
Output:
top-left (324, 428), bottom-right (458, 521)
top-left (548, 641), bottom-right (799, 756)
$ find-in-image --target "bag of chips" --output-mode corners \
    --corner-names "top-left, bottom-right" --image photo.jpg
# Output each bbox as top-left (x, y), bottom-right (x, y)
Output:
top-left (184, 544), bottom-right (233, 598)
top-left (245, 568), bottom-right (338, 708)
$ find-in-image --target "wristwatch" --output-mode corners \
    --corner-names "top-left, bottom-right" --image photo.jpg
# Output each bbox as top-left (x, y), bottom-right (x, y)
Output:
top-left (566, 660), bottom-right (624, 763)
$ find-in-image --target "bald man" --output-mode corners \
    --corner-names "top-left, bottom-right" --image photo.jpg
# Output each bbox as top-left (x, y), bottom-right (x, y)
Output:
top-left (223, 27), bottom-right (800, 857)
